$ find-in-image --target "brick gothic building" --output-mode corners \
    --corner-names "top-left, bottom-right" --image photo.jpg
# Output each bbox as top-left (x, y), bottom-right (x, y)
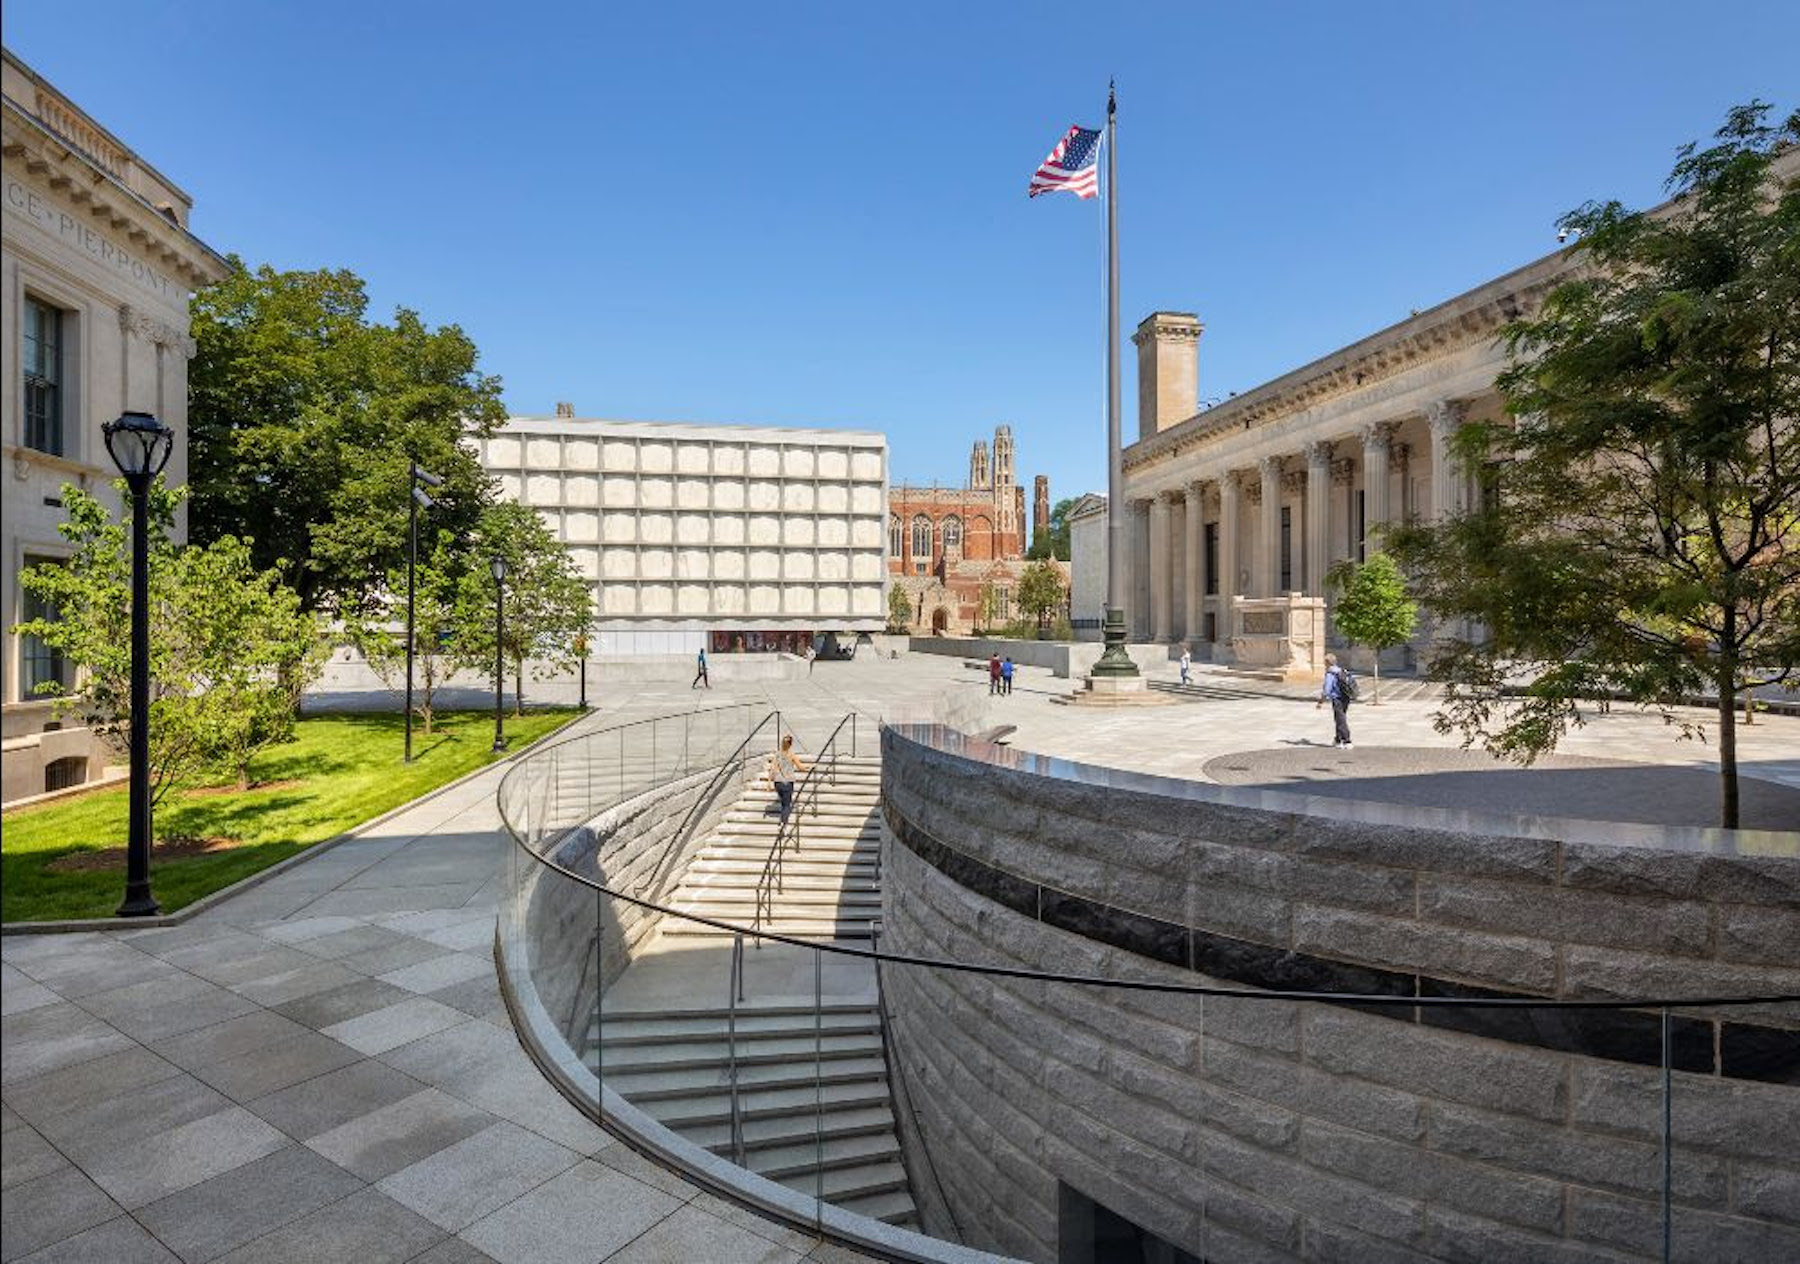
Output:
top-left (887, 426), bottom-right (1066, 635)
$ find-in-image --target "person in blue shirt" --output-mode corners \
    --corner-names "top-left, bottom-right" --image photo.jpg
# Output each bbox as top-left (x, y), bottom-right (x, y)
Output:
top-left (1317, 652), bottom-right (1352, 748)
top-left (1000, 656), bottom-right (1015, 695)
top-left (692, 648), bottom-right (710, 690)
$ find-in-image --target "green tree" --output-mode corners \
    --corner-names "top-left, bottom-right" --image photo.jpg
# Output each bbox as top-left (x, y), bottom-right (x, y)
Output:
top-left (15, 483), bottom-right (323, 801)
top-left (1386, 102), bottom-right (1800, 827)
top-left (1048, 497), bottom-right (1076, 560)
top-left (1325, 553), bottom-right (1418, 704)
top-left (1016, 560), bottom-right (1067, 638)
top-left (187, 258), bottom-right (507, 614)
top-left (344, 533), bottom-right (466, 736)
top-left (457, 503), bottom-right (594, 714)
top-left (974, 581), bottom-right (1001, 633)
top-left (887, 583), bottom-right (912, 633)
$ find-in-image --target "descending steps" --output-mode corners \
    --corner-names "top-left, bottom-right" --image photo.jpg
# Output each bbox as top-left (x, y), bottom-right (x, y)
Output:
top-left (661, 755), bottom-right (885, 941)
top-left (591, 743), bottom-right (917, 1228)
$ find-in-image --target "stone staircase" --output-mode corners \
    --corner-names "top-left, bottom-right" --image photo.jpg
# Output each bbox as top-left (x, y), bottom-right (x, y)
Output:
top-left (592, 1002), bottom-right (917, 1226)
top-left (590, 748), bottom-right (917, 1227)
top-left (661, 754), bottom-right (884, 941)
top-left (1151, 673), bottom-right (1443, 705)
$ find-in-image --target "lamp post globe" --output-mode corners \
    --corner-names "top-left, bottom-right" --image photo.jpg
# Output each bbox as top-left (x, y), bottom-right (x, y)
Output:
top-left (102, 411), bottom-right (174, 917)
top-left (490, 556), bottom-right (508, 753)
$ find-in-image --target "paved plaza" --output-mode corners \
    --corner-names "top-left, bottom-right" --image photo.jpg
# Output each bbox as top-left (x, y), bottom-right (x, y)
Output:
top-left (3, 651), bottom-right (1797, 1263)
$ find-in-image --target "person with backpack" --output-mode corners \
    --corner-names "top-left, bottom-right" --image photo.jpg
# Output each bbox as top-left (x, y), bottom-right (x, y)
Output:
top-left (988, 654), bottom-right (1002, 695)
top-left (1317, 652), bottom-right (1355, 748)
top-left (1000, 656), bottom-right (1015, 695)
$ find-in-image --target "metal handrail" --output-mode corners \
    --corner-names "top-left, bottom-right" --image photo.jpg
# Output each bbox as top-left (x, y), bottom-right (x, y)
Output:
top-left (726, 930), bottom-right (746, 1166)
top-left (634, 709), bottom-right (780, 901)
top-left (753, 711), bottom-right (853, 934)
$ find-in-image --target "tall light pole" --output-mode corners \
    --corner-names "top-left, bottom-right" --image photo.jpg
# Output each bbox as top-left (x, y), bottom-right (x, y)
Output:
top-left (102, 411), bottom-right (174, 918)
top-left (405, 461), bottom-right (442, 762)
top-left (1092, 83), bottom-right (1138, 679)
top-left (490, 555), bottom-right (508, 752)
top-left (574, 633), bottom-right (589, 711)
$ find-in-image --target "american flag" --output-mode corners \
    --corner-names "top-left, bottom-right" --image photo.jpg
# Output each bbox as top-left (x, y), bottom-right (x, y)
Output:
top-left (1028, 125), bottom-right (1101, 199)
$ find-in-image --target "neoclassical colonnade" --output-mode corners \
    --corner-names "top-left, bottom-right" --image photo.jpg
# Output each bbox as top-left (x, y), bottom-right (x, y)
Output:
top-left (1120, 395), bottom-right (1488, 653)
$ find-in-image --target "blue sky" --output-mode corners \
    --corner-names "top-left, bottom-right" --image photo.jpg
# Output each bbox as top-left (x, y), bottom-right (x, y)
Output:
top-left (6, 2), bottom-right (1794, 501)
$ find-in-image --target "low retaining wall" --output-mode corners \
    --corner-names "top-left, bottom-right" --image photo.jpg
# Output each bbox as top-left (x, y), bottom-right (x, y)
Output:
top-left (521, 761), bottom-right (749, 1050)
top-left (908, 637), bottom-right (1171, 679)
top-left (880, 726), bottom-right (1800, 1262)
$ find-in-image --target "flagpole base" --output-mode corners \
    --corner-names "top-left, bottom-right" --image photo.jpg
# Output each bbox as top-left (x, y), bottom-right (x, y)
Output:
top-left (1090, 606), bottom-right (1139, 677)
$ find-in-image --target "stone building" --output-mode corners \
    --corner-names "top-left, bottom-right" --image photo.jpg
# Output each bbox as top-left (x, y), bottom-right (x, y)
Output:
top-left (476, 413), bottom-right (889, 656)
top-left (1107, 147), bottom-right (1800, 679)
top-left (887, 426), bottom-right (1065, 635)
top-left (1, 49), bottom-right (229, 804)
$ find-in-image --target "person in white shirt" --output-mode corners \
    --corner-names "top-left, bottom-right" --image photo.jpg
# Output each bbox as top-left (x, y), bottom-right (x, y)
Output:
top-left (769, 735), bottom-right (807, 824)
top-left (1179, 647), bottom-right (1192, 686)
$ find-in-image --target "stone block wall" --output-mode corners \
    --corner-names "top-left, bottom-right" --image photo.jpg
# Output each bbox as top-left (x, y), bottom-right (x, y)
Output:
top-left (879, 727), bottom-right (1800, 1262)
top-left (522, 760), bottom-right (751, 1050)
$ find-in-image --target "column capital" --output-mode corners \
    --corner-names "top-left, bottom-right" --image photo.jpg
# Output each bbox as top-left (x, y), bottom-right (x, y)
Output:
top-left (1128, 495), bottom-right (1156, 512)
top-left (1304, 440), bottom-right (1334, 469)
top-left (1157, 488), bottom-right (1184, 506)
top-left (1244, 479), bottom-right (1263, 507)
top-left (1426, 398), bottom-right (1469, 438)
top-left (1258, 454), bottom-right (1285, 480)
top-left (1281, 468), bottom-right (1308, 495)
top-left (1331, 458), bottom-right (1357, 486)
top-left (1183, 481), bottom-right (1206, 504)
top-left (1359, 420), bottom-right (1399, 453)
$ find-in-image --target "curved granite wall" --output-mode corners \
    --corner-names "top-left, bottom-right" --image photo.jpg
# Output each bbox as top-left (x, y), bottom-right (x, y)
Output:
top-left (879, 726), bottom-right (1800, 1263)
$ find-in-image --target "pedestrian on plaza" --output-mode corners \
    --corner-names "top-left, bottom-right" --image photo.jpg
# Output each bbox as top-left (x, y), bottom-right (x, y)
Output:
top-left (1001, 656), bottom-right (1015, 695)
top-left (692, 648), bottom-right (710, 690)
top-left (1317, 652), bottom-right (1354, 748)
top-left (989, 654), bottom-right (1002, 695)
top-left (1179, 647), bottom-right (1192, 686)
top-left (769, 734), bottom-right (807, 825)
top-left (805, 642), bottom-right (817, 675)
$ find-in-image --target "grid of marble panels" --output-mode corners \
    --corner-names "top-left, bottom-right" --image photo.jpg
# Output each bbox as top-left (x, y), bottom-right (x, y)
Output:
top-left (481, 431), bottom-right (887, 620)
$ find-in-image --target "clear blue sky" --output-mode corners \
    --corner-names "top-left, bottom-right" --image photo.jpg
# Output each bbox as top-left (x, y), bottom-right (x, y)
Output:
top-left (6, 1), bottom-right (1794, 501)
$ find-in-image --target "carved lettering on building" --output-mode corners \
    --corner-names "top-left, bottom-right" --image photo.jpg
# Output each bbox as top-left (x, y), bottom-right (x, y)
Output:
top-left (6, 179), bottom-right (176, 299)
top-left (1242, 611), bottom-right (1285, 635)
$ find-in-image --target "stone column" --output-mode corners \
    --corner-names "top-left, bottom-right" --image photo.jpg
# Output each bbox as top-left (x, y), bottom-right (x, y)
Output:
top-left (1258, 456), bottom-right (1283, 596)
top-left (1304, 441), bottom-right (1333, 594)
top-left (1183, 482), bottom-right (1205, 644)
top-left (1217, 474), bottom-right (1239, 637)
top-left (1128, 497), bottom-right (1152, 639)
top-left (1360, 422), bottom-right (1397, 553)
top-left (1427, 399), bottom-right (1467, 521)
top-left (1148, 493), bottom-right (1174, 642)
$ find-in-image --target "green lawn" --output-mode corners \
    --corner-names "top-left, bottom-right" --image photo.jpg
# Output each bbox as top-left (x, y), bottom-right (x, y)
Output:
top-left (2, 709), bottom-right (578, 923)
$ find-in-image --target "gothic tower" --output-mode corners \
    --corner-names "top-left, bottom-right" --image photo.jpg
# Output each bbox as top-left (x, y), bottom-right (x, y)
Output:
top-left (968, 440), bottom-right (990, 490)
top-left (992, 425), bottom-right (1015, 488)
top-left (1033, 475), bottom-right (1050, 544)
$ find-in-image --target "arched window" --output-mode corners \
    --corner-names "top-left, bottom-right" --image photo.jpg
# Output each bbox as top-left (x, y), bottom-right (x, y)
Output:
top-left (942, 516), bottom-right (962, 551)
top-left (888, 515), bottom-right (902, 558)
top-left (911, 515), bottom-right (933, 559)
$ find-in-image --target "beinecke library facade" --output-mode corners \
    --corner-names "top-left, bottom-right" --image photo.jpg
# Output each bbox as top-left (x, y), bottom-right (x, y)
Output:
top-left (1109, 146), bottom-right (1800, 677)
top-left (1, 49), bottom-right (229, 804)
top-left (477, 410), bottom-right (890, 656)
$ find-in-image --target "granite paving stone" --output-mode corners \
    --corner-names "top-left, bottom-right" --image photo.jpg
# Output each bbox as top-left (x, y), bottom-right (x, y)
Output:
top-left (0, 1166), bottom-right (122, 1261)
top-left (6, 948), bottom-right (174, 1001)
top-left (0, 1125), bottom-right (66, 1190)
top-left (151, 1011), bottom-right (312, 1073)
top-left (305, 1087), bottom-right (494, 1181)
top-left (377, 952), bottom-right (491, 995)
top-left (459, 1161), bottom-right (684, 1264)
top-left (82, 1106), bottom-right (288, 1209)
top-left (438, 1059), bottom-right (612, 1154)
top-left (291, 925), bottom-right (412, 962)
top-left (375, 1017), bottom-right (526, 1089)
top-left (0, 980), bottom-right (59, 1018)
top-left (0, 1102), bottom-right (24, 1132)
top-left (188, 1030), bottom-right (364, 1102)
top-left (336, 937), bottom-right (456, 978)
top-left (0, 1045), bottom-right (184, 1124)
top-left (424, 976), bottom-right (509, 1025)
top-left (0, 1003), bottom-right (136, 1084)
top-left (410, 1239), bottom-right (499, 1264)
top-left (176, 945), bottom-right (324, 990)
top-left (320, 997), bottom-right (467, 1056)
top-left (33, 1071), bottom-right (231, 1165)
top-left (244, 1059), bottom-right (430, 1142)
top-left (271, 978), bottom-right (412, 1030)
top-left (11, 1216), bottom-right (179, 1264)
top-left (135, 1143), bottom-right (365, 1264)
top-left (227, 960), bottom-right (363, 1007)
top-left (77, 976), bottom-right (260, 1043)
top-left (421, 919), bottom-right (500, 953)
top-left (375, 1120), bottom-right (580, 1232)
top-left (593, 1140), bottom-right (701, 1202)
top-left (296, 882), bottom-right (487, 919)
top-left (211, 1187), bottom-right (447, 1264)
top-left (253, 916), bottom-right (366, 945)
top-left (604, 1201), bottom-right (806, 1264)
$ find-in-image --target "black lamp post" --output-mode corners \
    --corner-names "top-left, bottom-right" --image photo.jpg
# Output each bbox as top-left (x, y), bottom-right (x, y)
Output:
top-left (490, 555), bottom-right (508, 752)
top-left (575, 633), bottom-right (589, 711)
top-left (102, 411), bottom-right (174, 918)
top-left (404, 461), bottom-right (442, 763)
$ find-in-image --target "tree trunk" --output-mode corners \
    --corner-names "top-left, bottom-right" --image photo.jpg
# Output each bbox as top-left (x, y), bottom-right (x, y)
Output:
top-left (1372, 651), bottom-right (1382, 705)
top-left (513, 660), bottom-right (524, 717)
top-left (1717, 661), bottom-right (1740, 830)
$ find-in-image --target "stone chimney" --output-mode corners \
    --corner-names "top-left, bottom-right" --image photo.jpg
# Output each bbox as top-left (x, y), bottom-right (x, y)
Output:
top-left (1132, 312), bottom-right (1202, 440)
top-left (554, 401), bottom-right (575, 418)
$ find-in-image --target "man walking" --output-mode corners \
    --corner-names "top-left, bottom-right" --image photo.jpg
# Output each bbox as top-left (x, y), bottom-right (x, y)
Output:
top-left (989, 654), bottom-right (1002, 695)
top-left (1000, 656), bottom-right (1015, 695)
top-left (1179, 646), bottom-right (1192, 686)
top-left (1317, 652), bottom-right (1352, 748)
top-left (692, 648), bottom-right (710, 690)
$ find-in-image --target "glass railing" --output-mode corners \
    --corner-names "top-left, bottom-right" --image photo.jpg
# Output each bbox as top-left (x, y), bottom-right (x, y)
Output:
top-left (496, 709), bottom-right (1800, 1264)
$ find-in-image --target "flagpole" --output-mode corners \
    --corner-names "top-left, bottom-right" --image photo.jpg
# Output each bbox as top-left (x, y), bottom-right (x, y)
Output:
top-left (1093, 79), bottom-right (1138, 677)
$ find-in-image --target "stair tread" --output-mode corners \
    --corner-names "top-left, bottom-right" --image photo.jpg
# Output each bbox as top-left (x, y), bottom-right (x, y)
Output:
top-left (599, 1013), bottom-right (877, 1043)
top-left (745, 1131), bottom-right (904, 1179)
top-left (641, 1082), bottom-right (892, 1126)
top-left (597, 1057), bottom-right (889, 1097)
top-left (679, 1105), bottom-right (898, 1151)
top-left (836, 1188), bottom-right (919, 1223)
